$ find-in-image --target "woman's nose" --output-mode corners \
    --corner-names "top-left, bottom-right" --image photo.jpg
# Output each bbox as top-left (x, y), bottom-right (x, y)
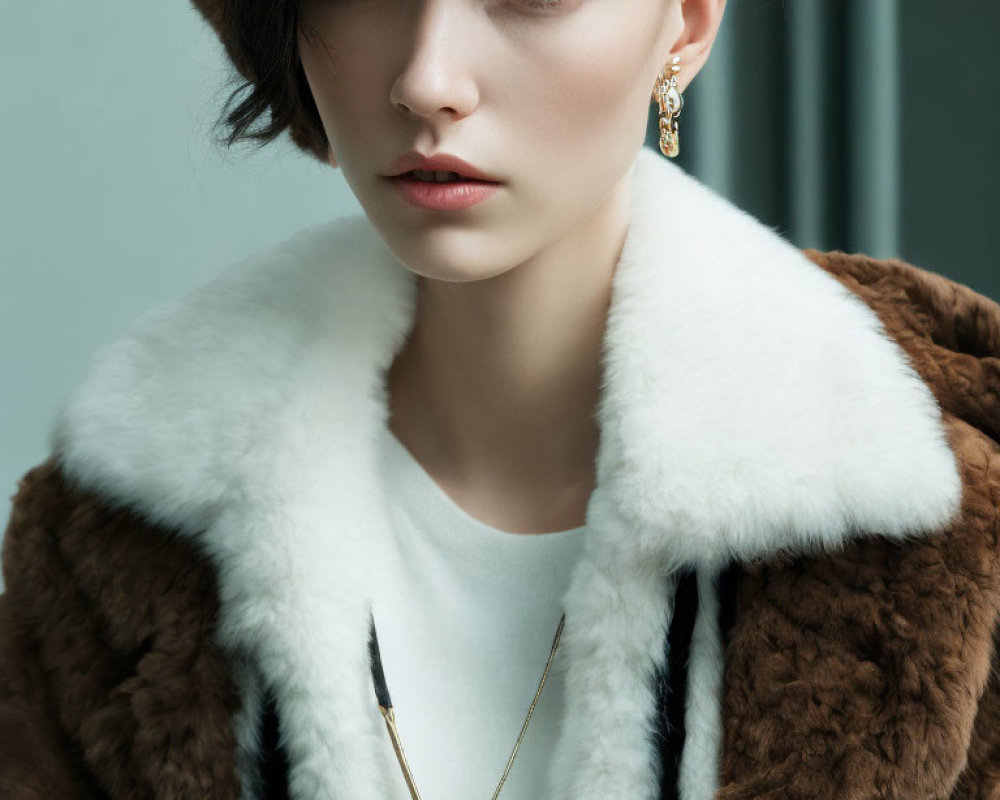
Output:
top-left (389, 0), bottom-right (480, 121)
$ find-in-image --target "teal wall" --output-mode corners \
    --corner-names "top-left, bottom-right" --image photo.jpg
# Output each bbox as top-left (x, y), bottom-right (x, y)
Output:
top-left (899, 3), bottom-right (1000, 292)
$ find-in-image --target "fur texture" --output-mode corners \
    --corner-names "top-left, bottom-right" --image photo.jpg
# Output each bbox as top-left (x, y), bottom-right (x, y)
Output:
top-left (2, 148), bottom-right (995, 800)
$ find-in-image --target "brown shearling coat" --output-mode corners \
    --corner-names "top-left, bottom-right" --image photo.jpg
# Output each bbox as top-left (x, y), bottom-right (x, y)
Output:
top-left (2, 151), bottom-right (1000, 800)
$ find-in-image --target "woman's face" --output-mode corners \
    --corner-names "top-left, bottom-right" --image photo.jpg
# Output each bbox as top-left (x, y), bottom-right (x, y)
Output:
top-left (298, 0), bottom-right (687, 282)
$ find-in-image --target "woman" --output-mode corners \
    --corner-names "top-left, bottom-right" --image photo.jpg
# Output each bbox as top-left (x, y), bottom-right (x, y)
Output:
top-left (2, 0), bottom-right (999, 798)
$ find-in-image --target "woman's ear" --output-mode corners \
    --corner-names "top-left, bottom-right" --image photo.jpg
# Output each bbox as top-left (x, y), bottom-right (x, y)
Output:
top-left (327, 146), bottom-right (338, 170)
top-left (668, 0), bottom-right (727, 93)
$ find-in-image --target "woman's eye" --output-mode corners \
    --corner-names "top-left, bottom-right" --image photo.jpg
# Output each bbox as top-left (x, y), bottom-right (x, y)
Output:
top-left (510, 0), bottom-right (570, 10)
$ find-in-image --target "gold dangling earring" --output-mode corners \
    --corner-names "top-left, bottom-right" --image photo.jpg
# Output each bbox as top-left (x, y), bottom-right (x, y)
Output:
top-left (652, 55), bottom-right (684, 158)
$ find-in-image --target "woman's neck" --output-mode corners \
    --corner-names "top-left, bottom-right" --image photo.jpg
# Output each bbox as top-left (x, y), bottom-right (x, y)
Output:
top-left (386, 174), bottom-right (632, 534)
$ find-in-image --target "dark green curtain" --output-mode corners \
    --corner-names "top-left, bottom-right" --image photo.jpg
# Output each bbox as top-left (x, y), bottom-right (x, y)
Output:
top-left (646, 0), bottom-right (1000, 299)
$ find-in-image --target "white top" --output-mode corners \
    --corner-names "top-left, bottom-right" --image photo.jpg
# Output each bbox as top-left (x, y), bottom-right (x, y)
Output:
top-left (371, 423), bottom-right (589, 800)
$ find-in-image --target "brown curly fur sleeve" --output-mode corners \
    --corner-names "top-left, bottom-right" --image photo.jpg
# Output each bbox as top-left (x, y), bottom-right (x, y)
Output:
top-left (1, 461), bottom-right (107, 799)
top-left (0, 459), bottom-right (244, 800)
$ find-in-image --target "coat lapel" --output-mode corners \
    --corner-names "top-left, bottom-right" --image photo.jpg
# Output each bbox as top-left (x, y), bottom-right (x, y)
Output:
top-left (49, 147), bottom-right (963, 800)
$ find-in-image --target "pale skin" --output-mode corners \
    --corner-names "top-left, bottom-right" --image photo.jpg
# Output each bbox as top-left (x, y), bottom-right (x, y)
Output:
top-left (297, 0), bottom-right (727, 534)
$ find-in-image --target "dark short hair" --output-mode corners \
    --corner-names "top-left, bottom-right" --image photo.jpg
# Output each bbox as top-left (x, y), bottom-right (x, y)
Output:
top-left (192, 0), bottom-right (330, 165)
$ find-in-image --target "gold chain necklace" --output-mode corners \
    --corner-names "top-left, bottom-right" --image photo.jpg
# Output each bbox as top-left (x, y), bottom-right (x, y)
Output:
top-left (367, 611), bottom-right (566, 800)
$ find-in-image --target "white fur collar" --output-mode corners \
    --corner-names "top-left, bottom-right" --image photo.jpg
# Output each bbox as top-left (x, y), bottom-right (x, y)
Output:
top-left (49, 147), bottom-right (962, 800)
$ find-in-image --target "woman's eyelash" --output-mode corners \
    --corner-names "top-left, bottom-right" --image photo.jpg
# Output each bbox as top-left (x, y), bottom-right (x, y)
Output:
top-left (515, 0), bottom-right (569, 9)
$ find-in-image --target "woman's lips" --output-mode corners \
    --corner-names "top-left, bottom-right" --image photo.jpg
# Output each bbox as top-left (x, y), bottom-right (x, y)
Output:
top-left (388, 175), bottom-right (502, 211)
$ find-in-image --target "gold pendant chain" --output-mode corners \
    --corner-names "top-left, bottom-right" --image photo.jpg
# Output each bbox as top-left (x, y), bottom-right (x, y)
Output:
top-left (369, 611), bottom-right (567, 800)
